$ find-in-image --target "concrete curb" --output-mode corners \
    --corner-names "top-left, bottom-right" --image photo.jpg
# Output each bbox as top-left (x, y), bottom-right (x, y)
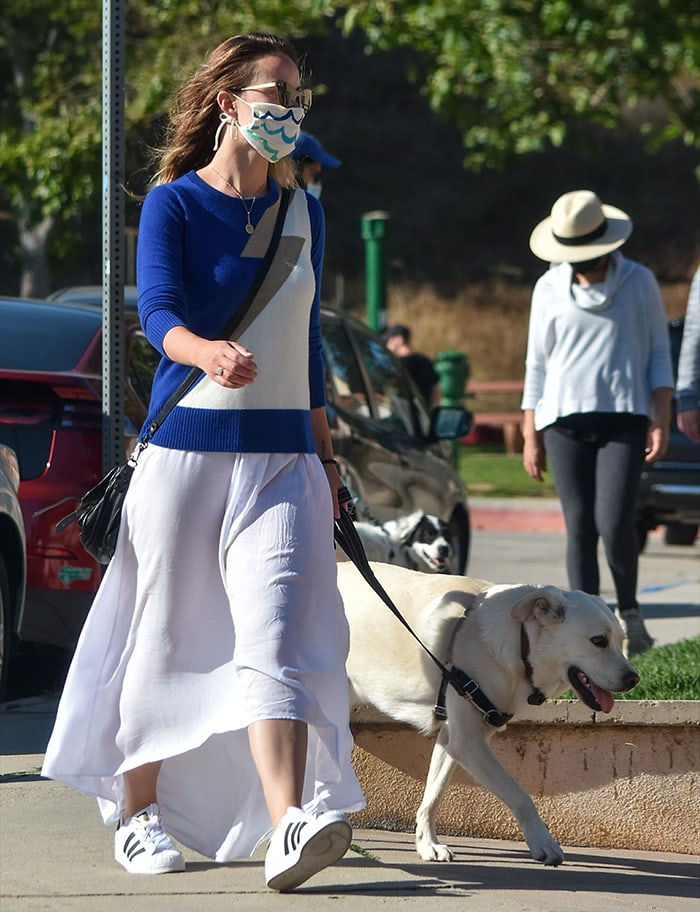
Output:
top-left (349, 700), bottom-right (700, 856)
top-left (470, 496), bottom-right (566, 533)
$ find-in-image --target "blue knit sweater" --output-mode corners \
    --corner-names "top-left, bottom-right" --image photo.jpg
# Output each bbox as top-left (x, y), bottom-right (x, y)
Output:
top-left (136, 172), bottom-right (326, 453)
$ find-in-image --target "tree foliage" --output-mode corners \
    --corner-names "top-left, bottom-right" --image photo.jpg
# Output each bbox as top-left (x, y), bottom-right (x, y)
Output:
top-left (0, 2), bottom-right (101, 227)
top-left (0, 0), bottom-right (331, 292)
top-left (337, 0), bottom-right (700, 169)
top-left (1, 0), bottom-right (698, 293)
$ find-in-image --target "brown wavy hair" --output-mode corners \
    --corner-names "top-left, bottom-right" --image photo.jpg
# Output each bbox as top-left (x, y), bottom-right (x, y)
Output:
top-left (155, 33), bottom-right (301, 187)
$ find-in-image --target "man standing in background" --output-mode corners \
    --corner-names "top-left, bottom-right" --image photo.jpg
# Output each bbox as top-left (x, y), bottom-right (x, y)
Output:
top-left (384, 324), bottom-right (441, 408)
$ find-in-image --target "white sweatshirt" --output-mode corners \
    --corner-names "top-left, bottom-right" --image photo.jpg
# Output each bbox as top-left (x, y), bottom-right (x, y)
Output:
top-left (521, 252), bottom-right (674, 431)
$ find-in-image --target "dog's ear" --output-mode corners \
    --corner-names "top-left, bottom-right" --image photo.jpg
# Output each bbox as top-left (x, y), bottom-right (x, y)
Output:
top-left (394, 510), bottom-right (424, 544)
top-left (510, 588), bottom-right (566, 627)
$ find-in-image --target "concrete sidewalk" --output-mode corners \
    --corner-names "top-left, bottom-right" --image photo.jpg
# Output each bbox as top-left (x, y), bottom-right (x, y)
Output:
top-left (468, 502), bottom-right (699, 650)
top-left (0, 735), bottom-right (698, 912)
top-left (1, 686), bottom-right (699, 911)
top-left (1, 512), bottom-right (698, 910)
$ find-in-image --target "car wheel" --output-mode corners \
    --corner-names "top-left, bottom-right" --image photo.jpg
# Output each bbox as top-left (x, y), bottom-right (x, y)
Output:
top-left (0, 555), bottom-right (12, 701)
top-left (664, 523), bottom-right (699, 546)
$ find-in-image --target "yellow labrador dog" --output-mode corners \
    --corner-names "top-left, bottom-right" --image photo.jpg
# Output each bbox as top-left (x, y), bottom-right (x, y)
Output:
top-left (338, 561), bottom-right (639, 866)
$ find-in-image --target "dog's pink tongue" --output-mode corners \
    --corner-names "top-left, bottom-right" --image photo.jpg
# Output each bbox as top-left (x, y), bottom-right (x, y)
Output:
top-left (592, 683), bottom-right (615, 713)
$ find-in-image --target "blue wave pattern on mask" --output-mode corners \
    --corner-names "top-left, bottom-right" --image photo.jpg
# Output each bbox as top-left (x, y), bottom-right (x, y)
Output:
top-left (239, 101), bottom-right (304, 163)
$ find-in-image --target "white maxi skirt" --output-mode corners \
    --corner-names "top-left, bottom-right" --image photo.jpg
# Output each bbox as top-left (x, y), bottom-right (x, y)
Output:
top-left (42, 445), bottom-right (365, 861)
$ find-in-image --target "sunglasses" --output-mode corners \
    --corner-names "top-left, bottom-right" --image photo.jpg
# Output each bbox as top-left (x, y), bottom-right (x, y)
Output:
top-left (237, 81), bottom-right (312, 113)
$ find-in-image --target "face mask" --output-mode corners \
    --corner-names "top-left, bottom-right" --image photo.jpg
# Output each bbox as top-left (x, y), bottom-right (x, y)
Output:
top-left (306, 182), bottom-right (322, 200)
top-left (234, 96), bottom-right (304, 162)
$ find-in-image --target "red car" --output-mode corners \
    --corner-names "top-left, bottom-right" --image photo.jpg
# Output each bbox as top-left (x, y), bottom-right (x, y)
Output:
top-left (0, 294), bottom-right (158, 675)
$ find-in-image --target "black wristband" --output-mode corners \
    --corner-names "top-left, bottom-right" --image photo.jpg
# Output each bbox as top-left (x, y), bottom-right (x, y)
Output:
top-left (320, 458), bottom-right (338, 466)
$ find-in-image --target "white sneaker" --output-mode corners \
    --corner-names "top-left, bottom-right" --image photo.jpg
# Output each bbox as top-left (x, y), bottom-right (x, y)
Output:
top-left (114, 803), bottom-right (185, 874)
top-left (265, 807), bottom-right (352, 891)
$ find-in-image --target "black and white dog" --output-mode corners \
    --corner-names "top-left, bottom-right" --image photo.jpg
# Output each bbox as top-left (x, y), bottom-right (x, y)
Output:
top-left (344, 510), bottom-right (454, 573)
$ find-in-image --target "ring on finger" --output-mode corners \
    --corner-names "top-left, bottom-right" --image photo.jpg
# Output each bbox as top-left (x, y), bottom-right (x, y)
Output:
top-left (215, 367), bottom-right (224, 376)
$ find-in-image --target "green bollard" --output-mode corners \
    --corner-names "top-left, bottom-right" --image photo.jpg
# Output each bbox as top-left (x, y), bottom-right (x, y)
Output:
top-left (434, 350), bottom-right (470, 407)
top-left (434, 350), bottom-right (470, 460)
top-left (361, 211), bottom-right (390, 332)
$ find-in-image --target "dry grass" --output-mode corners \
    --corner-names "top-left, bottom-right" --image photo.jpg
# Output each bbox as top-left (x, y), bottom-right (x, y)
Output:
top-left (344, 277), bottom-right (693, 383)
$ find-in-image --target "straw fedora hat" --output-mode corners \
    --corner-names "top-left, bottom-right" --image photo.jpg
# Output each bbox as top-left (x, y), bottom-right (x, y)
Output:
top-left (529, 190), bottom-right (632, 263)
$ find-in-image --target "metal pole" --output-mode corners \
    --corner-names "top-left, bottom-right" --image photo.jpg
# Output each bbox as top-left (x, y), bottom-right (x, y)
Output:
top-left (102, 0), bottom-right (126, 473)
top-left (360, 211), bottom-right (390, 332)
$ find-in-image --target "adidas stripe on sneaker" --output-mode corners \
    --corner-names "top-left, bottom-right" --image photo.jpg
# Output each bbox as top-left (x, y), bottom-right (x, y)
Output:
top-left (265, 807), bottom-right (352, 891)
top-left (114, 803), bottom-right (185, 874)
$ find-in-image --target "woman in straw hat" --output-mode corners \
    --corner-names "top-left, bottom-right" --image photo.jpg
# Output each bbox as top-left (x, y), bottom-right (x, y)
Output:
top-left (521, 190), bottom-right (674, 656)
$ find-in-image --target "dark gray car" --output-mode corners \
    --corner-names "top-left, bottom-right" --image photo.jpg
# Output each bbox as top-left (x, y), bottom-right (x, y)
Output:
top-left (635, 317), bottom-right (700, 549)
top-left (320, 307), bottom-right (471, 571)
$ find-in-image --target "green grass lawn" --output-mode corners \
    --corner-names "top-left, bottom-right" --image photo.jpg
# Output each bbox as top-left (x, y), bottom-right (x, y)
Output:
top-left (457, 444), bottom-right (558, 498)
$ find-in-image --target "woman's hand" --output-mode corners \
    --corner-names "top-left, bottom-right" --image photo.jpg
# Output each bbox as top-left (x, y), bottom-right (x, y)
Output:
top-left (646, 387), bottom-right (673, 461)
top-left (523, 436), bottom-right (546, 481)
top-left (521, 409), bottom-right (546, 481)
top-left (645, 421), bottom-right (669, 462)
top-left (322, 461), bottom-right (344, 520)
top-left (205, 340), bottom-right (257, 388)
top-left (163, 327), bottom-right (257, 388)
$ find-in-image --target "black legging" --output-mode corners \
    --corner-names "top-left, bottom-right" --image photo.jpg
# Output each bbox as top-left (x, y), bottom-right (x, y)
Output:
top-left (543, 413), bottom-right (649, 615)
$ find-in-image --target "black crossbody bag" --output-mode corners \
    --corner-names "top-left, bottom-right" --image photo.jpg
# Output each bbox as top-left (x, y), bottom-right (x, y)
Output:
top-left (56, 188), bottom-right (292, 564)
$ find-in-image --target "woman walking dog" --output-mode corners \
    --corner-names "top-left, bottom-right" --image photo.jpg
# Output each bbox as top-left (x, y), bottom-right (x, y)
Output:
top-left (43, 33), bottom-right (364, 891)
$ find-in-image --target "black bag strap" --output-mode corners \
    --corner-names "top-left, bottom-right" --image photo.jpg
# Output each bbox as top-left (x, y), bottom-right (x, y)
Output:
top-left (333, 487), bottom-right (513, 727)
top-left (142, 186), bottom-right (293, 444)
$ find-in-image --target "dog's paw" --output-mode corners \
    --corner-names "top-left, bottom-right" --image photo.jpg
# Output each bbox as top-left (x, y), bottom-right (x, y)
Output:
top-left (416, 837), bottom-right (454, 862)
top-left (527, 831), bottom-right (564, 866)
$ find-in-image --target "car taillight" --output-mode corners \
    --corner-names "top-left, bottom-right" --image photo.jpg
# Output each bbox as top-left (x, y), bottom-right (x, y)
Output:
top-left (0, 400), bottom-right (55, 426)
top-left (0, 390), bottom-right (101, 480)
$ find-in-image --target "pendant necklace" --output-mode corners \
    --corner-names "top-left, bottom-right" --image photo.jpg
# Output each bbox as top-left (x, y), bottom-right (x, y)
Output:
top-left (211, 166), bottom-right (259, 235)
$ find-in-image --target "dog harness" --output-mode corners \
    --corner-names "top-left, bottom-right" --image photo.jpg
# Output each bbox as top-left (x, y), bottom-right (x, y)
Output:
top-left (433, 616), bottom-right (546, 726)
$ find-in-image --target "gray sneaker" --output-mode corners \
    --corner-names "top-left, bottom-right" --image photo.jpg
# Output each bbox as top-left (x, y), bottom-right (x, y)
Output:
top-left (114, 803), bottom-right (185, 874)
top-left (623, 612), bottom-right (654, 656)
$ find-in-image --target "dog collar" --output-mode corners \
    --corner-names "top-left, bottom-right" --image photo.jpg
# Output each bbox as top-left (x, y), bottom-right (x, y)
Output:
top-left (520, 625), bottom-right (547, 706)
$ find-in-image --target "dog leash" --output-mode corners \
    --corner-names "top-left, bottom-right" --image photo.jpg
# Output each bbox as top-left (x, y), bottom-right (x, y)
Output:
top-left (334, 488), bottom-right (513, 727)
